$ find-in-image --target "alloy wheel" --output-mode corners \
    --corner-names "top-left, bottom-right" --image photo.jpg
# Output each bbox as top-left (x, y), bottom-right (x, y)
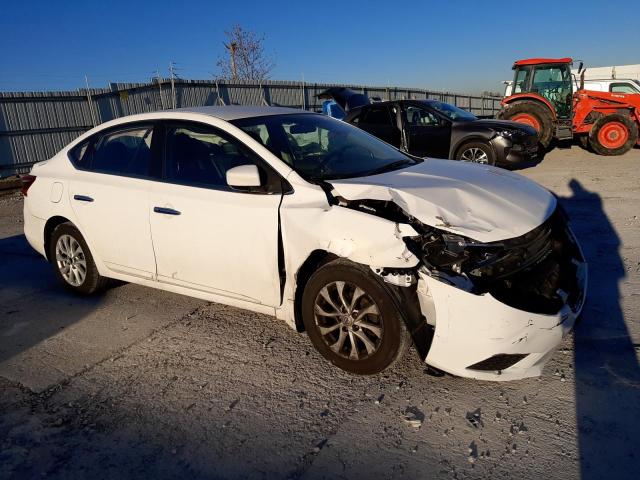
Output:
top-left (313, 281), bottom-right (383, 360)
top-left (55, 234), bottom-right (87, 286)
top-left (460, 147), bottom-right (489, 164)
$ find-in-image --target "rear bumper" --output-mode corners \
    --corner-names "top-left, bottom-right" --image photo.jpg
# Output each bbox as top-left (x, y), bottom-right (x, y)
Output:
top-left (416, 258), bottom-right (587, 382)
top-left (23, 202), bottom-right (46, 258)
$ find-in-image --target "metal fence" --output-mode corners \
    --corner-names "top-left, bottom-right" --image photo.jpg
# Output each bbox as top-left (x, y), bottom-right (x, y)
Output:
top-left (0, 79), bottom-right (502, 176)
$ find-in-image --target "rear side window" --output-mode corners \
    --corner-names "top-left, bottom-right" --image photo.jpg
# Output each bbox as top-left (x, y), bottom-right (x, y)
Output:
top-left (610, 83), bottom-right (640, 94)
top-left (69, 140), bottom-right (91, 169)
top-left (92, 127), bottom-right (154, 176)
top-left (360, 106), bottom-right (394, 127)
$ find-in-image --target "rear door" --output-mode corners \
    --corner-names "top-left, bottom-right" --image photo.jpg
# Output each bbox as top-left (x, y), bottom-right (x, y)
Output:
top-left (403, 104), bottom-right (451, 158)
top-left (68, 122), bottom-right (158, 279)
top-left (355, 105), bottom-right (401, 148)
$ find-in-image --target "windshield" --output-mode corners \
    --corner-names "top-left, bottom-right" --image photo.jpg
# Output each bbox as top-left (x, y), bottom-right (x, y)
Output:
top-left (427, 101), bottom-right (477, 121)
top-left (232, 113), bottom-right (418, 181)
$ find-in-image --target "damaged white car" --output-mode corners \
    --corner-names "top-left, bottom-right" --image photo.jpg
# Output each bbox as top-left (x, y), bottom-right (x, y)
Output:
top-left (22, 106), bottom-right (587, 381)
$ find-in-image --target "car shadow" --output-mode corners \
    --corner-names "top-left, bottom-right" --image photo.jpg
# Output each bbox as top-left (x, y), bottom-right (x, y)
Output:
top-left (559, 179), bottom-right (640, 480)
top-left (0, 234), bottom-right (106, 364)
top-left (507, 144), bottom-right (548, 171)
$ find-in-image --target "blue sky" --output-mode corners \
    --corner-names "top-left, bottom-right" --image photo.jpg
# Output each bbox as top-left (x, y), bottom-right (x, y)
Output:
top-left (1, 0), bottom-right (638, 93)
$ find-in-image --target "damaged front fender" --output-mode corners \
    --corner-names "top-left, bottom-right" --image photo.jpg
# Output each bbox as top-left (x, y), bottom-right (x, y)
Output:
top-left (275, 183), bottom-right (420, 329)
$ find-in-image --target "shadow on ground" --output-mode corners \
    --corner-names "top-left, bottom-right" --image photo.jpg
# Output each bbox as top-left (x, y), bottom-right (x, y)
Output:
top-left (0, 234), bottom-right (104, 364)
top-left (560, 179), bottom-right (640, 480)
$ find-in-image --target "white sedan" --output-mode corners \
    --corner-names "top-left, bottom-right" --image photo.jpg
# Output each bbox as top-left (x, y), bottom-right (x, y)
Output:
top-left (22, 106), bottom-right (587, 380)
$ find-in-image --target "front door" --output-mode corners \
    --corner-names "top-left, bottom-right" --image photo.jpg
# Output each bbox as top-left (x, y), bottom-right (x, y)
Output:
top-left (148, 121), bottom-right (283, 306)
top-left (403, 105), bottom-right (451, 158)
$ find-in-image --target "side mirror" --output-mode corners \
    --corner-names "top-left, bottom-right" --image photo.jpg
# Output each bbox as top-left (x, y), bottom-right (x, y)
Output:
top-left (577, 61), bottom-right (584, 74)
top-left (226, 164), bottom-right (262, 188)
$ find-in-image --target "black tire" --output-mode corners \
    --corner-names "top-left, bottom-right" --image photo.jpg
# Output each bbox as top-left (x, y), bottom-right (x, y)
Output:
top-left (498, 100), bottom-right (554, 148)
top-left (301, 259), bottom-right (411, 375)
top-left (588, 113), bottom-right (638, 156)
top-left (49, 222), bottom-right (108, 295)
top-left (455, 141), bottom-right (495, 165)
top-left (577, 135), bottom-right (590, 150)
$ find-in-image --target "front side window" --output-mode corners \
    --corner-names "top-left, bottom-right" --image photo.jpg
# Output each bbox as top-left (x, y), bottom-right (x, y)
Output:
top-left (92, 126), bottom-right (154, 176)
top-left (164, 123), bottom-right (265, 190)
top-left (233, 113), bottom-right (418, 181)
top-left (513, 67), bottom-right (531, 94)
top-left (427, 101), bottom-right (476, 122)
top-left (404, 105), bottom-right (441, 126)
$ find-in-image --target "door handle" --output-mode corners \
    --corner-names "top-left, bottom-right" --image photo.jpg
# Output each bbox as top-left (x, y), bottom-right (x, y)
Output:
top-left (153, 206), bottom-right (181, 216)
top-left (73, 194), bottom-right (94, 202)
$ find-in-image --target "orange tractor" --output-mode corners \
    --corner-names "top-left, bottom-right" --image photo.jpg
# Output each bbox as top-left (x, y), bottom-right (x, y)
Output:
top-left (498, 57), bottom-right (640, 155)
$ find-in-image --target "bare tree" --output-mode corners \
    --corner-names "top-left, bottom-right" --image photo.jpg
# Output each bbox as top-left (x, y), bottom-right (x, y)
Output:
top-left (217, 25), bottom-right (275, 81)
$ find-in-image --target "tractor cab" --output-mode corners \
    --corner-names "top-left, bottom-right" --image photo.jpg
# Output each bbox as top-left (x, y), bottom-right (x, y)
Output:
top-left (499, 57), bottom-right (640, 154)
top-left (510, 58), bottom-right (574, 119)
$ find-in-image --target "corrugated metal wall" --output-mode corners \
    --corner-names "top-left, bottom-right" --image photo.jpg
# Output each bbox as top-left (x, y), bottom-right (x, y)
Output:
top-left (0, 79), bottom-right (502, 176)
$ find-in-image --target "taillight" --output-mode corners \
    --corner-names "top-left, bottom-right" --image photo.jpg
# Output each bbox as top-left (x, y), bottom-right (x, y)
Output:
top-left (20, 175), bottom-right (37, 196)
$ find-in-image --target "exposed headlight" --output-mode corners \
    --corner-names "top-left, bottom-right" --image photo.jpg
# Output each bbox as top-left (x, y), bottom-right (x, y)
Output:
top-left (497, 130), bottom-right (515, 139)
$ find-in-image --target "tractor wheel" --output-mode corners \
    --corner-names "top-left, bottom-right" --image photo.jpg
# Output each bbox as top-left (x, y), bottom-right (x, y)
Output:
top-left (498, 100), bottom-right (554, 148)
top-left (588, 114), bottom-right (638, 156)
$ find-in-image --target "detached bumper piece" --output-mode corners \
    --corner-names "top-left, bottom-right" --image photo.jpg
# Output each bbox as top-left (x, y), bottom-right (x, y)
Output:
top-left (417, 210), bottom-right (587, 381)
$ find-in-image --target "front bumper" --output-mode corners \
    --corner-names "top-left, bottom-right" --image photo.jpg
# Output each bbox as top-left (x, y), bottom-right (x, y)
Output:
top-left (492, 135), bottom-right (539, 167)
top-left (416, 258), bottom-right (587, 382)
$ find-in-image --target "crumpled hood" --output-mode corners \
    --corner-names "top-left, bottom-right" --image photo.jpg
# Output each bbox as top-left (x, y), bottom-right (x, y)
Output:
top-left (328, 159), bottom-right (556, 242)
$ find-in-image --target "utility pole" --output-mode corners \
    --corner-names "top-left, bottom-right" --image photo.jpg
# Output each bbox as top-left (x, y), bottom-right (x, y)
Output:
top-left (224, 42), bottom-right (238, 80)
top-left (155, 70), bottom-right (165, 109)
top-left (301, 72), bottom-right (305, 110)
top-left (84, 75), bottom-right (97, 126)
top-left (169, 62), bottom-right (177, 109)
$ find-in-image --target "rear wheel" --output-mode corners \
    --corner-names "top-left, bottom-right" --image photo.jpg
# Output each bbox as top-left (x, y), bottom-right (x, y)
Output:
top-left (498, 100), bottom-right (554, 148)
top-left (588, 114), bottom-right (638, 156)
top-left (455, 142), bottom-right (495, 165)
top-left (49, 223), bottom-right (108, 295)
top-left (301, 259), bottom-right (411, 375)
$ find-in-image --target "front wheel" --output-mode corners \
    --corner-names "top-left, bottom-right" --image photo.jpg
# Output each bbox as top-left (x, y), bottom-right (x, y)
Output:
top-left (301, 260), bottom-right (411, 375)
top-left (455, 142), bottom-right (495, 165)
top-left (49, 222), bottom-right (108, 295)
top-left (588, 114), bottom-right (638, 156)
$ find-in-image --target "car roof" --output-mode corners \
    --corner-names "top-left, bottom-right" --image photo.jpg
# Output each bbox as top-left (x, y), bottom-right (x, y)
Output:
top-left (351, 99), bottom-right (440, 110)
top-left (175, 105), bottom-right (307, 120)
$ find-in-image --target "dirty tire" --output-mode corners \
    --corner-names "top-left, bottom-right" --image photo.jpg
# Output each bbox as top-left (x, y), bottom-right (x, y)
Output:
top-left (302, 259), bottom-right (411, 375)
top-left (455, 141), bottom-right (495, 165)
top-left (577, 135), bottom-right (590, 150)
top-left (588, 113), bottom-right (638, 156)
top-left (49, 222), bottom-right (108, 295)
top-left (498, 100), bottom-right (554, 148)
